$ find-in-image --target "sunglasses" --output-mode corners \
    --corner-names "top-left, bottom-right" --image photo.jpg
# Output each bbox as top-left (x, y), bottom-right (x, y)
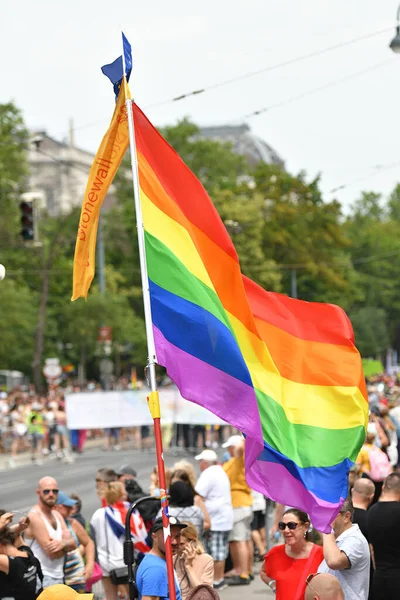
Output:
top-left (306, 573), bottom-right (320, 598)
top-left (43, 489), bottom-right (59, 496)
top-left (95, 478), bottom-right (105, 484)
top-left (278, 521), bottom-right (300, 531)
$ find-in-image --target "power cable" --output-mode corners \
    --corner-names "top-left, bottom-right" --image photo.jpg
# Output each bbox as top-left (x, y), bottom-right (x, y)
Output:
top-left (243, 59), bottom-right (395, 119)
top-left (145, 26), bottom-right (394, 109)
top-left (50, 25), bottom-right (393, 139)
top-left (330, 160), bottom-right (400, 194)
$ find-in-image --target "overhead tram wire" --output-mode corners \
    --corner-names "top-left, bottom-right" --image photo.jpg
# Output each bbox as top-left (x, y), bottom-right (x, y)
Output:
top-left (50, 24), bottom-right (393, 140)
top-left (330, 160), bottom-right (400, 194)
top-left (242, 59), bottom-right (396, 119)
top-left (144, 25), bottom-right (393, 109)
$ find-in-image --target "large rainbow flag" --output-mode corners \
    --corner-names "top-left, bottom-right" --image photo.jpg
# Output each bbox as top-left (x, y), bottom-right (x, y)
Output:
top-left (133, 104), bottom-right (368, 531)
top-left (72, 68), bottom-right (368, 530)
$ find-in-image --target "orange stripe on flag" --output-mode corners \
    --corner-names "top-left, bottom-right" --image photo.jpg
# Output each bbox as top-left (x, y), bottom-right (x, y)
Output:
top-left (254, 317), bottom-right (368, 394)
top-left (72, 87), bottom-right (129, 300)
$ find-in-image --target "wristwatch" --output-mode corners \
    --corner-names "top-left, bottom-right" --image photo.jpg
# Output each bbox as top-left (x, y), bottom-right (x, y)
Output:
top-left (268, 580), bottom-right (276, 592)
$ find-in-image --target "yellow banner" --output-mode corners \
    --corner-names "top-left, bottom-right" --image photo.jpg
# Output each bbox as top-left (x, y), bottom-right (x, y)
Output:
top-left (72, 86), bottom-right (129, 300)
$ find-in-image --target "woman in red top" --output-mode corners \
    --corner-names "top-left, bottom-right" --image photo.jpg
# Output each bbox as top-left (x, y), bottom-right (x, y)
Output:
top-left (260, 508), bottom-right (323, 600)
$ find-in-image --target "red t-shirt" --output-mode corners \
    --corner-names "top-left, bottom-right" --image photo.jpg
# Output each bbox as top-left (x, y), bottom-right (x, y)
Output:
top-left (264, 544), bottom-right (324, 600)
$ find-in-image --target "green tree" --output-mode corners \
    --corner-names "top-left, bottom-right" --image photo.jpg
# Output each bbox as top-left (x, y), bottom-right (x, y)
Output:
top-left (162, 118), bottom-right (248, 193)
top-left (350, 307), bottom-right (389, 358)
top-left (0, 279), bottom-right (38, 372)
top-left (213, 187), bottom-right (281, 291)
top-left (253, 163), bottom-right (357, 305)
top-left (388, 184), bottom-right (400, 221)
top-left (345, 190), bottom-right (400, 350)
top-left (64, 290), bottom-right (147, 380)
top-left (0, 102), bottom-right (29, 246)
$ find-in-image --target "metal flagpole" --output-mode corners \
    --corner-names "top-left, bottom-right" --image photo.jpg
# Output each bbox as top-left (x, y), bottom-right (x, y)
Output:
top-left (121, 38), bottom-right (177, 600)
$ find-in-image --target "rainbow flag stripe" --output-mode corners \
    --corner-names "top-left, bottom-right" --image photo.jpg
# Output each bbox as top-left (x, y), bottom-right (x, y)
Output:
top-left (133, 104), bottom-right (368, 531)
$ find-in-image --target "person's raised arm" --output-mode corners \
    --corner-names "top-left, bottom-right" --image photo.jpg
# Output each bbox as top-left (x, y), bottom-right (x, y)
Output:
top-left (321, 533), bottom-right (350, 570)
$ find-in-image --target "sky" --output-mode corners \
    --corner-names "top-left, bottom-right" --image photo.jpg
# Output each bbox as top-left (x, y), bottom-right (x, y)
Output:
top-left (2, 0), bottom-right (400, 209)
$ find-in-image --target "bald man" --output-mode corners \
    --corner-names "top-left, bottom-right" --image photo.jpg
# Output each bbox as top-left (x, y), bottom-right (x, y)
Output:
top-left (25, 476), bottom-right (76, 588)
top-left (351, 478), bottom-right (375, 600)
top-left (352, 479), bottom-right (375, 508)
top-left (305, 573), bottom-right (344, 600)
top-left (352, 478), bottom-right (375, 540)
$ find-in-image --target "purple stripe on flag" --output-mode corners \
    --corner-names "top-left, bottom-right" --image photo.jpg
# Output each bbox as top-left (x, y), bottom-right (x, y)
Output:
top-left (245, 437), bottom-right (343, 533)
top-left (153, 325), bottom-right (262, 441)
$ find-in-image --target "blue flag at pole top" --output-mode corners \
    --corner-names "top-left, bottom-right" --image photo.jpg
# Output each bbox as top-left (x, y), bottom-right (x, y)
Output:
top-left (101, 33), bottom-right (132, 99)
top-left (122, 31), bottom-right (132, 74)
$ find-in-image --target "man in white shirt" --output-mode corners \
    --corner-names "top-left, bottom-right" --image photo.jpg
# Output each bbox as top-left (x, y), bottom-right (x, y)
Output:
top-left (318, 498), bottom-right (370, 600)
top-left (194, 449), bottom-right (233, 591)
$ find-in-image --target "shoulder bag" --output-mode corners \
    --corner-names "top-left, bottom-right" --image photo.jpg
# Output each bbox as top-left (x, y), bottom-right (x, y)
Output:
top-left (105, 513), bottom-right (129, 585)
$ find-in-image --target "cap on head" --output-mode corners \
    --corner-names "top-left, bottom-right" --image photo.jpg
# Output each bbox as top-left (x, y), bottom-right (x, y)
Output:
top-left (222, 435), bottom-right (243, 448)
top-left (117, 465), bottom-right (137, 478)
top-left (194, 449), bottom-right (217, 462)
top-left (37, 584), bottom-right (94, 600)
top-left (152, 516), bottom-right (188, 533)
top-left (55, 491), bottom-right (77, 507)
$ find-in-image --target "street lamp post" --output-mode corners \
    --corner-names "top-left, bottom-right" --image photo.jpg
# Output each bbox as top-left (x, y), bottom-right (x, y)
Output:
top-left (389, 4), bottom-right (400, 53)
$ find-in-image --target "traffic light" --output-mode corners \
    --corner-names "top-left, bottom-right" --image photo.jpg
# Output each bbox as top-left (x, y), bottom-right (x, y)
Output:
top-left (20, 201), bottom-right (34, 241)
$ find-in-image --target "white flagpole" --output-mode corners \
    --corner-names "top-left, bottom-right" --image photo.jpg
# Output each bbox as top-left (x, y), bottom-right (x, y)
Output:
top-left (121, 50), bottom-right (157, 388)
top-left (120, 37), bottom-right (177, 600)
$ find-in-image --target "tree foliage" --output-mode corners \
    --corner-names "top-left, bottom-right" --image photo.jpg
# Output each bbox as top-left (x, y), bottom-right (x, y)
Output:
top-left (3, 103), bottom-right (400, 385)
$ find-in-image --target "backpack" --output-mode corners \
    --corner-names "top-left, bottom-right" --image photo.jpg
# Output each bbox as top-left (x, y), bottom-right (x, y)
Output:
top-left (367, 446), bottom-right (392, 481)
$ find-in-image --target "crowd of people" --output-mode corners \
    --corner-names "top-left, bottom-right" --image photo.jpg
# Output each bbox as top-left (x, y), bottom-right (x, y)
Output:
top-left (3, 429), bottom-right (399, 600)
top-left (0, 386), bottom-right (232, 467)
top-left (1, 373), bottom-right (400, 600)
top-left (0, 389), bottom-right (77, 466)
top-left (0, 433), bottom-right (269, 600)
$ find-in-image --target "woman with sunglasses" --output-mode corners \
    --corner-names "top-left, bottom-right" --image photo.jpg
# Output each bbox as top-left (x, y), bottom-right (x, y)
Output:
top-left (260, 508), bottom-right (323, 600)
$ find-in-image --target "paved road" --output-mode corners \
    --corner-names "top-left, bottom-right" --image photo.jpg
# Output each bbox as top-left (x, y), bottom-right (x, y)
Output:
top-left (1, 447), bottom-right (179, 517)
top-left (0, 446), bottom-right (272, 598)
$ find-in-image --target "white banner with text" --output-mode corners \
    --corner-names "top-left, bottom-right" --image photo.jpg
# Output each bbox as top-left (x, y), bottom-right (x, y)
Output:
top-left (65, 387), bottom-right (226, 429)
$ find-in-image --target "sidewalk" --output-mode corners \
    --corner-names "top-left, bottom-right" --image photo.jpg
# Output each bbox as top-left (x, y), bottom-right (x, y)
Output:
top-left (220, 565), bottom-right (273, 599)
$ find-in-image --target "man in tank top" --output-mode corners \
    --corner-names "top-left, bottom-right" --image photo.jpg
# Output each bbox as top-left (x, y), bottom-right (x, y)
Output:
top-left (25, 476), bottom-right (77, 588)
